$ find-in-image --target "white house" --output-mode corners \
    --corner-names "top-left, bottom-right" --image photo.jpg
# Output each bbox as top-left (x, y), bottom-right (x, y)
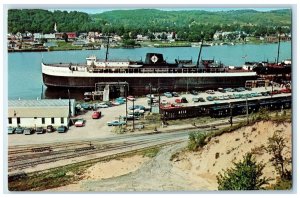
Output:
top-left (8, 99), bottom-right (75, 128)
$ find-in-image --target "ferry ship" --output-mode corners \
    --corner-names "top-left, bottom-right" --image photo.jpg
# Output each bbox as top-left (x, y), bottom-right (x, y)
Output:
top-left (42, 52), bottom-right (258, 95)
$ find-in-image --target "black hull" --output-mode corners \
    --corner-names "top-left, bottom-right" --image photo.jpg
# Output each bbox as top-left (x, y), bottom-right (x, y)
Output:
top-left (43, 73), bottom-right (257, 96)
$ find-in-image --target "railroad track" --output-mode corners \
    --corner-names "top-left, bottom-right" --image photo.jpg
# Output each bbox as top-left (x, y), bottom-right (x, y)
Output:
top-left (8, 134), bottom-right (187, 172)
top-left (8, 118), bottom-right (246, 174)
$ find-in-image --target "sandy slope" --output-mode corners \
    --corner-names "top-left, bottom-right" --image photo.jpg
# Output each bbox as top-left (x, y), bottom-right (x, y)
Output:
top-left (172, 121), bottom-right (292, 190)
top-left (48, 121), bottom-right (291, 192)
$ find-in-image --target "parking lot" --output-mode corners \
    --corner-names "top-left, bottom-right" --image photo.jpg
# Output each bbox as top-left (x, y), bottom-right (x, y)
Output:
top-left (8, 85), bottom-right (291, 146)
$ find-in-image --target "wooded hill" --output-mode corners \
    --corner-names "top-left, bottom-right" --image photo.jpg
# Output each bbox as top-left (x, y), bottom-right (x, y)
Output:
top-left (8, 8), bottom-right (291, 40)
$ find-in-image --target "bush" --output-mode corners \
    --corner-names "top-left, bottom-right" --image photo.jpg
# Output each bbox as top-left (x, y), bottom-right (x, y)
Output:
top-left (217, 153), bottom-right (271, 190)
top-left (188, 131), bottom-right (207, 151)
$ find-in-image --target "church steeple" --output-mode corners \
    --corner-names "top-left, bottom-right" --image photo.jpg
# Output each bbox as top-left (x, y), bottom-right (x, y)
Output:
top-left (54, 23), bottom-right (57, 32)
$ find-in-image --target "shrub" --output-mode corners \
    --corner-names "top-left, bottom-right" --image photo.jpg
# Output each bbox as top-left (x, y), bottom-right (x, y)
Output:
top-left (217, 153), bottom-right (271, 190)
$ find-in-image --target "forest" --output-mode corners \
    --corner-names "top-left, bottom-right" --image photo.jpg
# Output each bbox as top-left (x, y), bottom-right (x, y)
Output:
top-left (8, 9), bottom-right (291, 41)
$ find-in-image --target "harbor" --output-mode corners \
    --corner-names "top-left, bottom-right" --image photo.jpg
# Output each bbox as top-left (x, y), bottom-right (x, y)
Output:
top-left (8, 42), bottom-right (291, 100)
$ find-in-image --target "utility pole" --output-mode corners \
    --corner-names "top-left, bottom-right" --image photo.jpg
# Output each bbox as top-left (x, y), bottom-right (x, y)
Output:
top-left (68, 89), bottom-right (71, 129)
top-left (271, 81), bottom-right (274, 98)
top-left (229, 103), bottom-right (233, 126)
top-left (132, 98), bottom-right (135, 132)
top-left (158, 87), bottom-right (161, 114)
top-left (125, 82), bottom-right (128, 125)
top-left (246, 96), bottom-right (249, 124)
top-left (149, 83), bottom-right (152, 113)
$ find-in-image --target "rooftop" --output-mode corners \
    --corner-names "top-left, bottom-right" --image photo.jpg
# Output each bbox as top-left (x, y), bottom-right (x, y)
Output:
top-left (8, 99), bottom-right (75, 108)
top-left (8, 99), bottom-right (76, 118)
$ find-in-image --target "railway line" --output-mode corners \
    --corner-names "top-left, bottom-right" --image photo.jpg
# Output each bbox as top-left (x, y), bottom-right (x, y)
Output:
top-left (8, 117), bottom-right (246, 174)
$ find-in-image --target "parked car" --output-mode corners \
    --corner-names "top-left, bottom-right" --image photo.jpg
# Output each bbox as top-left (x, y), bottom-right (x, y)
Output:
top-left (223, 95), bottom-right (229, 100)
top-left (181, 97), bottom-right (188, 103)
top-left (15, 127), bottom-right (24, 134)
top-left (36, 127), bottom-right (45, 134)
top-left (57, 125), bottom-right (68, 133)
top-left (234, 87), bottom-right (245, 92)
top-left (281, 89), bottom-right (291, 93)
top-left (107, 120), bottom-right (126, 126)
top-left (127, 95), bottom-right (136, 101)
top-left (206, 96), bottom-right (214, 101)
top-left (199, 97), bottom-right (205, 102)
top-left (116, 97), bottom-right (126, 102)
top-left (24, 128), bottom-right (34, 135)
top-left (224, 88), bottom-right (234, 92)
top-left (81, 103), bottom-right (92, 110)
top-left (218, 96), bottom-right (225, 100)
top-left (218, 88), bottom-right (226, 93)
top-left (172, 92), bottom-right (179, 97)
top-left (192, 97), bottom-right (199, 102)
top-left (245, 87), bottom-right (252, 91)
top-left (228, 95), bottom-right (235, 99)
top-left (97, 102), bottom-right (109, 108)
top-left (175, 98), bottom-right (181, 103)
top-left (164, 92), bottom-right (173, 98)
top-left (238, 87), bottom-right (246, 91)
top-left (46, 125), bottom-right (54, 132)
top-left (161, 99), bottom-right (168, 105)
top-left (123, 115), bottom-right (140, 120)
top-left (206, 90), bottom-right (215, 94)
top-left (251, 92), bottom-right (259, 97)
top-left (190, 90), bottom-right (198, 95)
top-left (146, 94), bottom-right (155, 99)
top-left (75, 119), bottom-right (85, 127)
top-left (147, 98), bottom-right (158, 104)
top-left (261, 91), bottom-right (268, 96)
top-left (8, 127), bottom-right (16, 134)
top-left (129, 105), bottom-right (145, 111)
top-left (92, 111), bottom-right (101, 119)
top-left (111, 101), bottom-right (121, 106)
top-left (115, 98), bottom-right (125, 104)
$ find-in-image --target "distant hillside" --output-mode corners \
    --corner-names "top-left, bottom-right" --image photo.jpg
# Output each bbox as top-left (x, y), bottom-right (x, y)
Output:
top-left (91, 9), bottom-right (291, 31)
top-left (8, 8), bottom-right (291, 39)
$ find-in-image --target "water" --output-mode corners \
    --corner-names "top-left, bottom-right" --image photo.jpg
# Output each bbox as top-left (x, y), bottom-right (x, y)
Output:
top-left (7, 42), bottom-right (292, 100)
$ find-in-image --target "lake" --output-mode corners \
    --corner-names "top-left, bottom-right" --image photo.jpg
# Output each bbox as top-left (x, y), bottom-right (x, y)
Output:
top-left (7, 42), bottom-right (292, 99)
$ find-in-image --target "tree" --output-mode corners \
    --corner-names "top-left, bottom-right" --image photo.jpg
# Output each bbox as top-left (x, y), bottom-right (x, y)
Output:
top-left (217, 153), bottom-right (271, 190)
top-left (62, 32), bottom-right (68, 42)
top-left (147, 32), bottom-right (155, 41)
top-left (188, 131), bottom-right (207, 151)
top-left (265, 130), bottom-right (292, 180)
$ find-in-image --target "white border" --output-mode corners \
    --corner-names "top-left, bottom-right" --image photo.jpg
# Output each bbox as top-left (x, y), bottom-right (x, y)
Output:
top-left (1, 1), bottom-right (299, 197)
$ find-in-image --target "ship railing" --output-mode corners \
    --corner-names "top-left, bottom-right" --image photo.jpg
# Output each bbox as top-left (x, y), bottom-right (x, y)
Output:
top-left (89, 67), bottom-right (248, 74)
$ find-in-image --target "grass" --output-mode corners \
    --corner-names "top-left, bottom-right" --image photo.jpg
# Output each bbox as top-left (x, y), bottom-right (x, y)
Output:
top-left (142, 147), bottom-right (160, 158)
top-left (8, 145), bottom-right (163, 191)
top-left (8, 163), bottom-right (91, 191)
top-left (48, 41), bottom-right (82, 51)
top-left (186, 108), bottom-right (292, 152)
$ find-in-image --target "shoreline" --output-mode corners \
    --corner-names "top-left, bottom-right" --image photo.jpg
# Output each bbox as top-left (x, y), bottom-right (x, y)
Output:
top-left (7, 41), bottom-right (291, 53)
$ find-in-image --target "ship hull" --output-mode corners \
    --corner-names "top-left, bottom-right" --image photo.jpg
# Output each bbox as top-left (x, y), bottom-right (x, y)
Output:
top-left (43, 73), bottom-right (257, 95)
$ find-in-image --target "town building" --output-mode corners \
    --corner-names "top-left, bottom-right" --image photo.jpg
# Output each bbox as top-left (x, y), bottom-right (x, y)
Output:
top-left (8, 99), bottom-right (75, 128)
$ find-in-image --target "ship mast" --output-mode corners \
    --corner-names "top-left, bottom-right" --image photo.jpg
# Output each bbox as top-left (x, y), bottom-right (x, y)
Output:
top-left (196, 39), bottom-right (204, 68)
top-left (276, 30), bottom-right (281, 65)
top-left (105, 36), bottom-right (109, 62)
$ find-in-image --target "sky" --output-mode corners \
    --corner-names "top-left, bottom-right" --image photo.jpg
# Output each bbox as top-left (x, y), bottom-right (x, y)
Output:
top-left (48, 7), bottom-right (287, 14)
